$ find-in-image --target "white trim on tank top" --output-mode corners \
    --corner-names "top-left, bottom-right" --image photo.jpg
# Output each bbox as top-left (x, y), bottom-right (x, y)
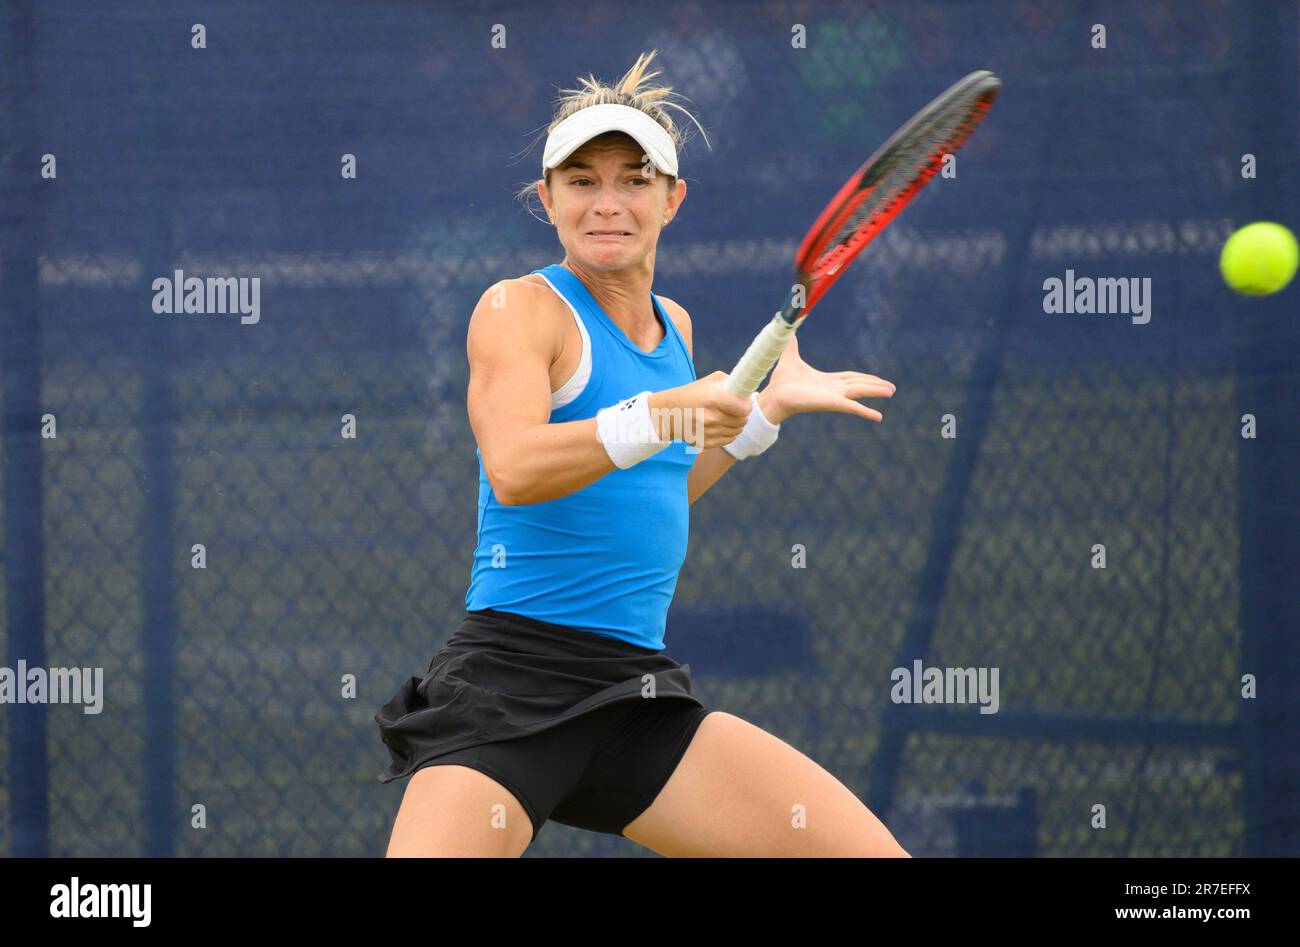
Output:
top-left (535, 271), bottom-right (593, 410)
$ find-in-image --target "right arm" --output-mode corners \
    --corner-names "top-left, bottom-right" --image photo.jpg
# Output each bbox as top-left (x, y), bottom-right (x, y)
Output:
top-left (467, 280), bottom-right (752, 506)
top-left (467, 280), bottom-right (612, 506)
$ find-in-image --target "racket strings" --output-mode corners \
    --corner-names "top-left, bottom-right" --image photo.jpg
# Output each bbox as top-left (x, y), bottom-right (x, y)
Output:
top-left (831, 93), bottom-right (993, 254)
top-left (793, 71), bottom-right (1000, 307)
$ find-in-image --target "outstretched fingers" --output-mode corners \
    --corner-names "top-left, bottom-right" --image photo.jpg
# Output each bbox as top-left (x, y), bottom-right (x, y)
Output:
top-left (843, 379), bottom-right (896, 400)
top-left (833, 371), bottom-right (896, 393)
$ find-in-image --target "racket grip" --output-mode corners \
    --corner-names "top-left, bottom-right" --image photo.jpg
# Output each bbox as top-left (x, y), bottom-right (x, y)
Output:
top-left (721, 315), bottom-right (799, 398)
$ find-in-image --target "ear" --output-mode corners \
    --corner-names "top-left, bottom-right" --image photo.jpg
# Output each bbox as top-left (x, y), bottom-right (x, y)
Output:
top-left (668, 177), bottom-right (686, 213)
top-left (537, 179), bottom-right (554, 223)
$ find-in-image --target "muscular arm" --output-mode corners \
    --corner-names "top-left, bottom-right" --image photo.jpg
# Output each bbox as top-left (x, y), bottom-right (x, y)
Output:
top-left (467, 280), bottom-right (617, 505)
top-left (468, 284), bottom-right (761, 507)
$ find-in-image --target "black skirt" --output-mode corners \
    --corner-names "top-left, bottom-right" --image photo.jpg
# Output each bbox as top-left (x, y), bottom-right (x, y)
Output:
top-left (375, 607), bottom-right (704, 783)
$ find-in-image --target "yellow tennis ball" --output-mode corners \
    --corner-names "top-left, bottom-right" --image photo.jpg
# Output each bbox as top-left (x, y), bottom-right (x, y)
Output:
top-left (1219, 222), bottom-right (1298, 296)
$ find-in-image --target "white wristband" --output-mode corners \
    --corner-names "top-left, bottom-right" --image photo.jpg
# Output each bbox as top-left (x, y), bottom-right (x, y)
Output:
top-left (596, 390), bottom-right (670, 469)
top-left (722, 393), bottom-right (781, 460)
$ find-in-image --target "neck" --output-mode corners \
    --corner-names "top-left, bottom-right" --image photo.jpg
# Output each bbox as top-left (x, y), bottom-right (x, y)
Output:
top-left (561, 255), bottom-right (657, 334)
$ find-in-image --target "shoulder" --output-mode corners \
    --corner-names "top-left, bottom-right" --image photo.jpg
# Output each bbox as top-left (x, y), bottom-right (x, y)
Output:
top-left (467, 275), bottom-right (564, 363)
top-left (654, 294), bottom-right (693, 359)
top-left (477, 273), bottom-right (557, 310)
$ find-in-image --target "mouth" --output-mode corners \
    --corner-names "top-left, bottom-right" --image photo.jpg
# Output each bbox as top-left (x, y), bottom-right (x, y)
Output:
top-left (586, 231), bottom-right (632, 237)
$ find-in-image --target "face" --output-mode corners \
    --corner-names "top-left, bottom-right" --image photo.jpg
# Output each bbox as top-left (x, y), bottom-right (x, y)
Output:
top-left (539, 136), bottom-right (686, 273)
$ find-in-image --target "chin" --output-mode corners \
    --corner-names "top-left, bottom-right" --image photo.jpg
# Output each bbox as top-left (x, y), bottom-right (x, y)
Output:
top-left (579, 247), bottom-right (649, 270)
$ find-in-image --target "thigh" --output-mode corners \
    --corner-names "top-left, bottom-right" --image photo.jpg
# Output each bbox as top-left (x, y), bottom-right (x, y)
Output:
top-left (385, 714), bottom-right (606, 857)
top-left (387, 763), bottom-right (534, 857)
top-left (621, 711), bottom-right (911, 857)
top-left (549, 697), bottom-right (711, 836)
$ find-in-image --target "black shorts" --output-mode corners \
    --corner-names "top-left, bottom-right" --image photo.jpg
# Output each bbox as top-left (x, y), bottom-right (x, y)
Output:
top-left (375, 608), bottom-right (713, 840)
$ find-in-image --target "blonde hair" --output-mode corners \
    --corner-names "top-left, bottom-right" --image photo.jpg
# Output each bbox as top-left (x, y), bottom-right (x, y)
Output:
top-left (514, 50), bottom-right (710, 223)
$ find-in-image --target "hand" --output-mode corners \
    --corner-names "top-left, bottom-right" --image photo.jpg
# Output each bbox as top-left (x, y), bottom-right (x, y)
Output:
top-left (649, 371), bottom-right (753, 450)
top-left (759, 333), bottom-right (896, 424)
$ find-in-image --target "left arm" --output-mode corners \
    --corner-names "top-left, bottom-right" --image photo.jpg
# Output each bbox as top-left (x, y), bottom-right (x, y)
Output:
top-left (687, 447), bottom-right (735, 506)
top-left (656, 297), bottom-right (748, 506)
top-left (685, 389), bottom-right (785, 506)
top-left (658, 296), bottom-right (894, 508)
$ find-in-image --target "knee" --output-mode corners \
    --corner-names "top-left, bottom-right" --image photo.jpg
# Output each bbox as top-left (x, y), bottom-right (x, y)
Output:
top-left (881, 836), bottom-right (912, 857)
top-left (854, 839), bottom-right (910, 857)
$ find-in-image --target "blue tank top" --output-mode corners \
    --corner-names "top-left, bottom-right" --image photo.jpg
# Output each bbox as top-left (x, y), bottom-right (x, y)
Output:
top-left (464, 263), bottom-right (697, 651)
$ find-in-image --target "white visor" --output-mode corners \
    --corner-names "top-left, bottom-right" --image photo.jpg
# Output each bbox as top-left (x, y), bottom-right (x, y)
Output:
top-left (542, 103), bottom-right (678, 177)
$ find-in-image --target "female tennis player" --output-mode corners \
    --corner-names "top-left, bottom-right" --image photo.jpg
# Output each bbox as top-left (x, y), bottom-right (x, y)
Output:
top-left (376, 51), bottom-right (908, 858)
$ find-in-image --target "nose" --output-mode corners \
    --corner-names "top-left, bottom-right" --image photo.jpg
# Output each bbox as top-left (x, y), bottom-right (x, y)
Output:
top-left (591, 183), bottom-right (625, 216)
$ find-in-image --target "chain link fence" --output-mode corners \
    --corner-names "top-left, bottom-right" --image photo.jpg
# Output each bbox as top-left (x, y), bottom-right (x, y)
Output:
top-left (2, 0), bottom-right (1295, 857)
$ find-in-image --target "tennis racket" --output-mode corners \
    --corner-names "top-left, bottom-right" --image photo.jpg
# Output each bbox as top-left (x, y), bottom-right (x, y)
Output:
top-left (722, 69), bottom-right (1002, 398)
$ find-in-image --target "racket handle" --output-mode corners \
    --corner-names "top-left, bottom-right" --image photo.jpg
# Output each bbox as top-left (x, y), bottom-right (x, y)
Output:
top-left (722, 314), bottom-right (799, 398)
